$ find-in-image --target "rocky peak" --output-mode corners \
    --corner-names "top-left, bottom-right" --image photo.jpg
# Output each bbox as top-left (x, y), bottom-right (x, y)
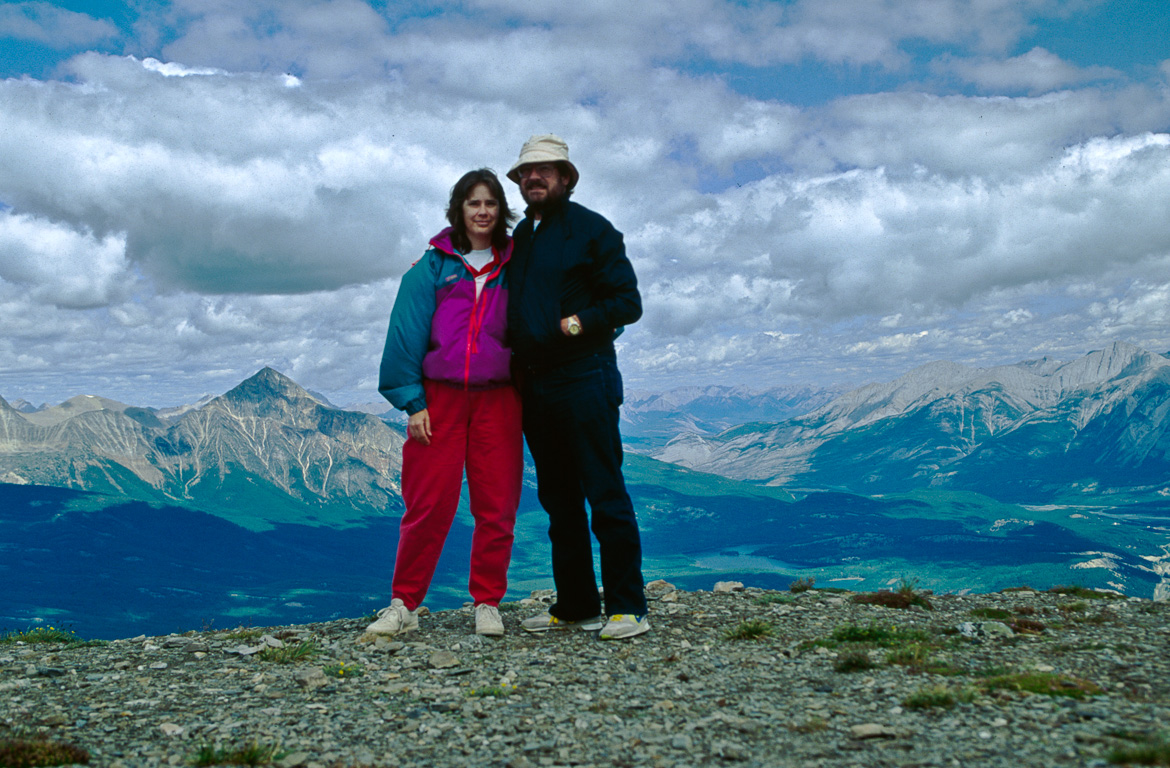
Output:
top-left (222, 367), bottom-right (308, 403)
top-left (209, 367), bottom-right (327, 422)
top-left (1049, 340), bottom-right (1166, 393)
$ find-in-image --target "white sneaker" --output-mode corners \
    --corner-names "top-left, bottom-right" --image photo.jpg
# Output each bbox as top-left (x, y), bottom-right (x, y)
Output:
top-left (365, 598), bottom-right (418, 636)
top-left (520, 611), bottom-right (604, 632)
top-left (599, 614), bottom-right (650, 640)
top-left (475, 604), bottom-right (504, 637)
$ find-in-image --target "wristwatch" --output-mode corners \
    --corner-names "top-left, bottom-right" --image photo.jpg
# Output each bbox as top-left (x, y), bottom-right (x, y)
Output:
top-left (566, 317), bottom-right (582, 336)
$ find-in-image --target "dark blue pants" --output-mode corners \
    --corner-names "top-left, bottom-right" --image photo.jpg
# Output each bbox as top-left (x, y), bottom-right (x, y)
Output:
top-left (520, 354), bottom-right (647, 619)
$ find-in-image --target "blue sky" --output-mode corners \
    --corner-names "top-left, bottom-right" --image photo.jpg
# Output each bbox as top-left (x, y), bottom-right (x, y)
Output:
top-left (1, 0), bottom-right (1170, 408)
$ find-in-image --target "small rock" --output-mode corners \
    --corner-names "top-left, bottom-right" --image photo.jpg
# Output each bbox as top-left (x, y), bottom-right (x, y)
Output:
top-left (34, 667), bottom-right (67, 678)
top-left (957, 621), bottom-right (1014, 639)
top-left (429, 650), bottom-right (459, 669)
top-left (851, 723), bottom-right (896, 740)
top-left (713, 581), bottom-right (745, 593)
top-left (293, 668), bottom-right (329, 690)
top-left (373, 638), bottom-right (405, 654)
top-left (277, 752), bottom-right (311, 768)
top-left (646, 579), bottom-right (676, 595)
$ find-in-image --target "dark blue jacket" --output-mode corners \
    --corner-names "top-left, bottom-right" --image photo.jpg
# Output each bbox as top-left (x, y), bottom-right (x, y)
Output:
top-left (506, 199), bottom-right (641, 369)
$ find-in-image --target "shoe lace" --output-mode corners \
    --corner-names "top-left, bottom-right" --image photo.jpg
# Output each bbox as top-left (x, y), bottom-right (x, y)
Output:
top-left (377, 604), bottom-right (407, 619)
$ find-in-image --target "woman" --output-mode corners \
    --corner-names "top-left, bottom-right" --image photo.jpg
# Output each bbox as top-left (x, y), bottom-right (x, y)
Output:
top-left (369, 169), bottom-right (521, 637)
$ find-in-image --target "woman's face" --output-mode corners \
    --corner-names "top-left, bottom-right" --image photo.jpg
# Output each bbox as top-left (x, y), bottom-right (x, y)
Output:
top-left (463, 182), bottom-right (499, 245)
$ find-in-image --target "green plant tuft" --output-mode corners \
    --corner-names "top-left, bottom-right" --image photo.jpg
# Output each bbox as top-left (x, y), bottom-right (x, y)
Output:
top-left (0, 626), bottom-right (85, 646)
top-left (903, 684), bottom-right (975, 710)
top-left (886, 643), bottom-right (932, 667)
top-left (1107, 731), bottom-right (1170, 765)
top-left (222, 626), bottom-right (263, 641)
top-left (1011, 618), bottom-right (1046, 634)
top-left (723, 619), bottom-right (773, 641)
top-left (789, 576), bottom-right (815, 594)
top-left (191, 741), bottom-right (283, 767)
top-left (981, 672), bottom-right (1102, 699)
top-left (1047, 585), bottom-right (1119, 600)
top-left (831, 621), bottom-right (932, 647)
top-left (753, 593), bottom-right (795, 606)
top-left (0, 736), bottom-right (90, 767)
top-left (258, 640), bottom-right (320, 664)
top-left (834, 650), bottom-right (877, 673)
top-left (466, 684), bottom-right (518, 698)
top-left (968, 608), bottom-right (1012, 620)
top-left (322, 661), bottom-right (363, 679)
top-left (852, 589), bottom-right (933, 611)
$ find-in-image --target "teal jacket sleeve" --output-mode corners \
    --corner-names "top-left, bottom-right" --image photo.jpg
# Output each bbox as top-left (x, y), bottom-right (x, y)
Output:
top-left (378, 252), bottom-right (437, 414)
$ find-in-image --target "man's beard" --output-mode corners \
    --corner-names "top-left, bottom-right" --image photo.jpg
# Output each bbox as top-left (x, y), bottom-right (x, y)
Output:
top-left (522, 181), bottom-right (565, 211)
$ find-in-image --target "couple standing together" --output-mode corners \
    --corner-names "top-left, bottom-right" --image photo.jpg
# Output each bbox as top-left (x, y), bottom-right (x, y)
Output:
top-left (371, 135), bottom-right (649, 641)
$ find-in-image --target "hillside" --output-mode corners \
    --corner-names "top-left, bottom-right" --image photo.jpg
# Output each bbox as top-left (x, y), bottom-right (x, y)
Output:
top-left (657, 342), bottom-right (1170, 502)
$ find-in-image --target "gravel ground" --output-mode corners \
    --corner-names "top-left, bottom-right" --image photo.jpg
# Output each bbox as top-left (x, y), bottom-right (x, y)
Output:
top-left (3, 582), bottom-right (1168, 767)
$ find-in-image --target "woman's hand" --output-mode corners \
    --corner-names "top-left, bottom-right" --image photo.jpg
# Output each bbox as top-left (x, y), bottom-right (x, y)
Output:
top-left (408, 409), bottom-right (432, 445)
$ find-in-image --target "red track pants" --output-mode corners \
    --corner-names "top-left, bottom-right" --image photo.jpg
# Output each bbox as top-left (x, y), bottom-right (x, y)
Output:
top-left (392, 380), bottom-right (523, 610)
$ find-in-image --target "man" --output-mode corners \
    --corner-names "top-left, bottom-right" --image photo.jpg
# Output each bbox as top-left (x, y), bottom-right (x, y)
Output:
top-left (505, 134), bottom-right (649, 640)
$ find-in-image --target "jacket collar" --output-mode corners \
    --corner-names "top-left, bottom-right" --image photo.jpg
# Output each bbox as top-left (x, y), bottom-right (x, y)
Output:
top-left (429, 226), bottom-right (512, 264)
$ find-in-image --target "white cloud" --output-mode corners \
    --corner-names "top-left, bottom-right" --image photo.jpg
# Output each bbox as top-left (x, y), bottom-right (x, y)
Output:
top-left (140, 58), bottom-right (225, 77)
top-left (846, 331), bottom-right (930, 355)
top-left (0, 212), bottom-right (132, 308)
top-left (0, 2), bottom-right (118, 47)
top-left (945, 47), bottom-right (1121, 93)
top-left (1088, 281), bottom-right (1170, 336)
top-left (2, 0), bottom-right (1170, 405)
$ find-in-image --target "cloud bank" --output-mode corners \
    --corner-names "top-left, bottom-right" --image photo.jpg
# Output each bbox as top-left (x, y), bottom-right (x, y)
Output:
top-left (1, 0), bottom-right (1169, 406)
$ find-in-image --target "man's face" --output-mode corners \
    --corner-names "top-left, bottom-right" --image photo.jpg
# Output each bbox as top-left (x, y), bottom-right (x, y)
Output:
top-left (518, 163), bottom-right (569, 209)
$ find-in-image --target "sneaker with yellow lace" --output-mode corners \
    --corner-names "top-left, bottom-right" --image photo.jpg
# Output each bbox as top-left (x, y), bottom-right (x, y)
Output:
top-left (599, 614), bottom-right (650, 640)
top-left (520, 611), bottom-right (604, 633)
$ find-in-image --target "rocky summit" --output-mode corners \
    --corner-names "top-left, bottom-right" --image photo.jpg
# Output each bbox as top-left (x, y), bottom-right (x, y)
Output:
top-left (2, 582), bottom-right (1168, 768)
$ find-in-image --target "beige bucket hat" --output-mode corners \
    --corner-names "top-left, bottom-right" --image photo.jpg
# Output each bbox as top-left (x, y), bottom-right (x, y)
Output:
top-left (507, 134), bottom-right (580, 190)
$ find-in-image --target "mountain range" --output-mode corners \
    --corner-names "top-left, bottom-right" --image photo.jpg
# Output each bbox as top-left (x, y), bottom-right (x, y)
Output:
top-left (0, 368), bottom-right (404, 529)
top-left (657, 341), bottom-right (1170, 502)
top-left (620, 384), bottom-right (842, 450)
top-left (3, 343), bottom-right (1169, 638)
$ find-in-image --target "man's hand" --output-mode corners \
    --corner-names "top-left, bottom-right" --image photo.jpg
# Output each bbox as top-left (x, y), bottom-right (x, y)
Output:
top-left (560, 315), bottom-right (582, 336)
top-left (408, 408), bottom-right (432, 445)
